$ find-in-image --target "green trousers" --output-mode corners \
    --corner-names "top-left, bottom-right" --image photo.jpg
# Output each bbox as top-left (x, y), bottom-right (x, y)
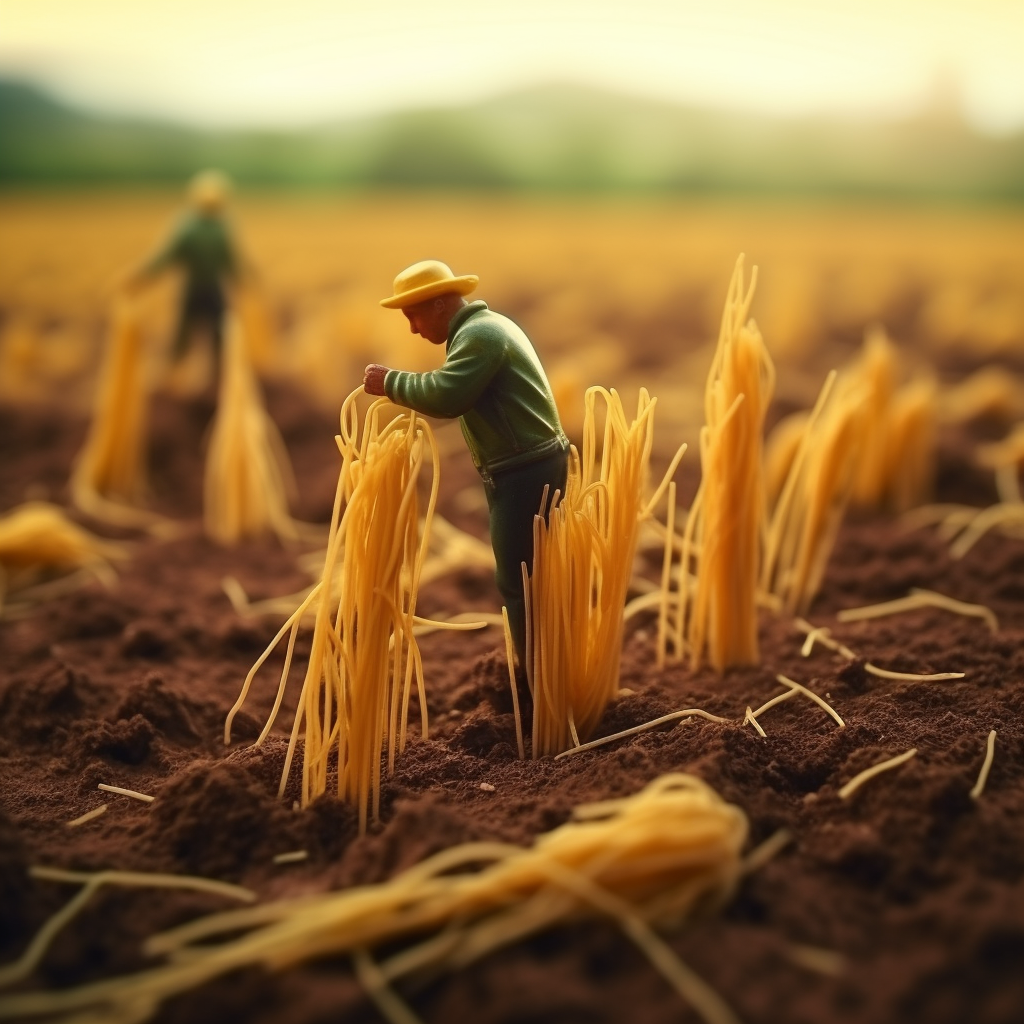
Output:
top-left (482, 446), bottom-right (569, 668)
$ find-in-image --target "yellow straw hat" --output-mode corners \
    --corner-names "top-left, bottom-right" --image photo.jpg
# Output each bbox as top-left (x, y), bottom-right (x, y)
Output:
top-left (380, 260), bottom-right (479, 309)
top-left (188, 169), bottom-right (231, 212)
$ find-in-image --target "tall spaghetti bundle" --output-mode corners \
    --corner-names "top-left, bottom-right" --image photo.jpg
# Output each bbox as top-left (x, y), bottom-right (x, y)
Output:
top-left (847, 327), bottom-right (936, 512)
top-left (885, 377), bottom-right (938, 513)
top-left (0, 775), bottom-right (749, 1024)
top-left (849, 326), bottom-right (896, 507)
top-left (226, 390), bottom-right (461, 832)
top-left (528, 387), bottom-right (683, 757)
top-left (70, 299), bottom-right (163, 529)
top-left (762, 372), bottom-right (866, 615)
top-left (203, 313), bottom-right (299, 545)
top-left (685, 256), bottom-right (775, 672)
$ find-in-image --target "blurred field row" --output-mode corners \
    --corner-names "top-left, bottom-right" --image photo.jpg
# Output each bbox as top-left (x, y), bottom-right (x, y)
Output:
top-left (1, 193), bottom-right (1022, 446)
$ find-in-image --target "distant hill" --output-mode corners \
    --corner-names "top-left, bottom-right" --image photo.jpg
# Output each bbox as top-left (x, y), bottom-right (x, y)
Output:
top-left (1, 78), bottom-right (1021, 201)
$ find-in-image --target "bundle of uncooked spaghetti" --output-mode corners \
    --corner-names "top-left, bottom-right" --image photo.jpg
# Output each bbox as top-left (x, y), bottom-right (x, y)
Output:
top-left (0, 774), bottom-right (748, 1024)
top-left (684, 256), bottom-right (775, 672)
top-left (203, 313), bottom-right (299, 545)
top-left (234, 282), bottom-right (279, 374)
top-left (848, 326), bottom-right (896, 508)
top-left (527, 387), bottom-right (684, 757)
top-left (225, 390), bottom-right (481, 832)
top-left (763, 409), bottom-right (809, 510)
top-left (847, 327), bottom-right (937, 513)
top-left (70, 299), bottom-right (167, 531)
top-left (0, 502), bottom-right (126, 616)
top-left (762, 372), bottom-right (866, 615)
top-left (884, 376), bottom-right (937, 513)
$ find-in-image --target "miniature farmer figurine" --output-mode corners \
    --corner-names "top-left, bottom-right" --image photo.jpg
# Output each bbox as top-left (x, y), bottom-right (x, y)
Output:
top-left (364, 260), bottom-right (569, 667)
top-left (123, 169), bottom-right (242, 377)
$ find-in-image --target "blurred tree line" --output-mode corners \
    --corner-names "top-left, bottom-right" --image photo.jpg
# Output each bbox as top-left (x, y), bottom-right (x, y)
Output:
top-left (1, 79), bottom-right (1021, 202)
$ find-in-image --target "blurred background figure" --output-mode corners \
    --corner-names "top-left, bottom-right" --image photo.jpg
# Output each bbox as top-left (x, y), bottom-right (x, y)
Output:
top-left (123, 170), bottom-right (243, 382)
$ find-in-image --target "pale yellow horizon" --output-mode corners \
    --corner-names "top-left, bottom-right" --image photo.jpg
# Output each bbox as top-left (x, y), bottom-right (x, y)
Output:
top-left (1, 0), bottom-right (1021, 133)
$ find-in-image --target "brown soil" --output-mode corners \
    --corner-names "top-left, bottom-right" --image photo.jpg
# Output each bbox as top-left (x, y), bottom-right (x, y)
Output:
top-left (1, 372), bottom-right (1022, 1024)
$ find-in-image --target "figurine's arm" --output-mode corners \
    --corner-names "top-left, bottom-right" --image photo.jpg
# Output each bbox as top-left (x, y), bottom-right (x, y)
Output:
top-left (121, 218), bottom-right (187, 293)
top-left (383, 333), bottom-right (504, 418)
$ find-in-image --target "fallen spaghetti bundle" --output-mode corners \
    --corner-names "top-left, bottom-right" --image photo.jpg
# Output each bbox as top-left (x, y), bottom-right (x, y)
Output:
top-left (0, 774), bottom-right (748, 1024)
top-left (684, 255), bottom-right (775, 671)
top-left (527, 387), bottom-right (684, 757)
top-left (70, 300), bottom-right (168, 531)
top-left (225, 390), bottom-right (477, 831)
top-left (203, 313), bottom-right (300, 544)
top-left (0, 502), bottom-right (127, 616)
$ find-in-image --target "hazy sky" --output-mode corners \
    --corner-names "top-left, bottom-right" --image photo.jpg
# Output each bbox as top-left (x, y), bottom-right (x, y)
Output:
top-left (1, 0), bottom-right (1021, 132)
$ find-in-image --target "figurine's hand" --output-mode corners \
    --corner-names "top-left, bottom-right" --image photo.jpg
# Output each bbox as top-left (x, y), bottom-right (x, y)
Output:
top-left (363, 363), bottom-right (390, 396)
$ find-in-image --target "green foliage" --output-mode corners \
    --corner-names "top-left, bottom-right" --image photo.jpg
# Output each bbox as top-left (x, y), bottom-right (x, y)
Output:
top-left (1, 78), bottom-right (1021, 201)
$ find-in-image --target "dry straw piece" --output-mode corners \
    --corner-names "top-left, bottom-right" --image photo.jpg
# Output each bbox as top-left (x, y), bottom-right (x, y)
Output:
top-left (683, 255), bottom-right (775, 671)
top-left (204, 313), bottom-right (302, 545)
top-left (225, 389), bottom-right (485, 831)
top-left (526, 386), bottom-right (685, 757)
top-left (0, 774), bottom-right (749, 1024)
top-left (0, 502), bottom-right (127, 617)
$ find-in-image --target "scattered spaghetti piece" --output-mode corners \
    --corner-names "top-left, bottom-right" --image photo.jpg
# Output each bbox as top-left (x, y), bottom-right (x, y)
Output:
top-left (775, 674), bottom-right (845, 728)
top-left (950, 503), bottom-right (1024, 560)
top-left (0, 775), bottom-right (749, 1024)
top-left (742, 829), bottom-right (793, 874)
top-left (784, 943), bottom-right (847, 977)
top-left (837, 588), bottom-right (998, 633)
top-left (969, 729), bottom-right (997, 800)
top-left (553, 708), bottom-right (727, 760)
top-left (839, 748), bottom-right (917, 800)
top-left (749, 687), bottom-right (799, 720)
top-left (744, 707), bottom-right (767, 738)
top-left (800, 625), bottom-right (832, 657)
top-left (272, 851), bottom-right (309, 865)
top-left (864, 664), bottom-right (965, 682)
top-left (793, 618), bottom-right (857, 661)
top-left (97, 783), bottom-right (155, 803)
top-left (66, 805), bottom-right (108, 828)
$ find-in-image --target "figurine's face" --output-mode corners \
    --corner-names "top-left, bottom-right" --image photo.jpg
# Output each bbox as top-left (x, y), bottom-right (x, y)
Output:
top-left (403, 297), bottom-right (450, 345)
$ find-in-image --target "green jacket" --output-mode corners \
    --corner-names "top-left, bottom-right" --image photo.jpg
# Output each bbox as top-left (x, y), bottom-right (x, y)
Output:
top-left (385, 301), bottom-right (567, 476)
top-left (144, 211), bottom-right (238, 292)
